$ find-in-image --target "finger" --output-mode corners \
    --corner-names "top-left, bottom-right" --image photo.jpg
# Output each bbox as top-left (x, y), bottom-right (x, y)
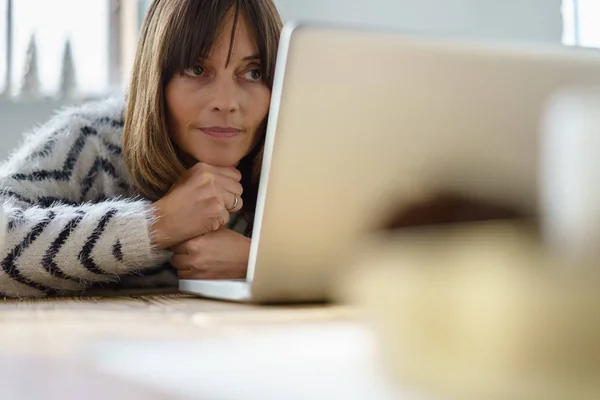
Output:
top-left (197, 266), bottom-right (248, 280)
top-left (177, 269), bottom-right (246, 280)
top-left (175, 265), bottom-right (220, 280)
top-left (213, 174), bottom-right (243, 196)
top-left (193, 163), bottom-right (241, 181)
top-left (188, 163), bottom-right (213, 181)
top-left (171, 241), bottom-right (193, 254)
top-left (177, 269), bottom-right (201, 280)
top-left (171, 242), bottom-right (184, 254)
top-left (223, 191), bottom-right (243, 213)
top-left (171, 254), bottom-right (194, 269)
top-left (213, 166), bottom-right (242, 182)
top-left (200, 171), bottom-right (216, 186)
top-left (222, 208), bottom-right (232, 224)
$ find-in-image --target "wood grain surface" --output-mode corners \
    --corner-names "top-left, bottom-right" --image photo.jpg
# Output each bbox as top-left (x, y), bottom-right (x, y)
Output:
top-left (0, 292), bottom-right (353, 355)
top-left (0, 292), bottom-right (353, 398)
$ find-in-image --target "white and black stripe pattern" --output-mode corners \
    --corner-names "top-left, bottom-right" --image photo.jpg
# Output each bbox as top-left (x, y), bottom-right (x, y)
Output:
top-left (9, 123), bottom-right (130, 203)
top-left (41, 210), bottom-right (86, 281)
top-left (1, 210), bottom-right (59, 296)
top-left (0, 96), bottom-right (176, 298)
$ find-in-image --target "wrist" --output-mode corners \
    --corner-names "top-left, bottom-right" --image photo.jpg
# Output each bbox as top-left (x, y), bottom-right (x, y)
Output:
top-left (150, 220), bottom-right (170, 250)
top-left (150, 203), bottom-right (176, 250)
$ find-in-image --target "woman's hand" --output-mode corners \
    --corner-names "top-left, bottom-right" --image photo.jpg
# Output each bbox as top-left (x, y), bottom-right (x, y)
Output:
top-left (170, 227), bottom-right (250, 280)
top-left (151, 163), bottom-right (244, 249)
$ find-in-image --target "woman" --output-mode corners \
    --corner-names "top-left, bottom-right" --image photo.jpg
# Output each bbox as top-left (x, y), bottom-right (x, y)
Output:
top-left (0, 0), bottom-right (283, 298)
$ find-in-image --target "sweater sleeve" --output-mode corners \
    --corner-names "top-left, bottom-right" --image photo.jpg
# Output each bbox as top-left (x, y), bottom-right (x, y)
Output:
top-left (0, 99), bottom-right (172, 298)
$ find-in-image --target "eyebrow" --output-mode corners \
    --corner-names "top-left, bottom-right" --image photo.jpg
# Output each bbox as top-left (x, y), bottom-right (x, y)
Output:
top-left (242, 54), bottom-right (260, 61)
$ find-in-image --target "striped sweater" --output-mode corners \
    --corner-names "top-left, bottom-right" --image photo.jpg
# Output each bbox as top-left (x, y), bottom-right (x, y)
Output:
top-left (0, 96), bottom-right (248, 298)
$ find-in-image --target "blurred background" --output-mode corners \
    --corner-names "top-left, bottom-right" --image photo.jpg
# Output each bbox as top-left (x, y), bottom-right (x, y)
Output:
top-left (0, 0), bottom-right (596, 159)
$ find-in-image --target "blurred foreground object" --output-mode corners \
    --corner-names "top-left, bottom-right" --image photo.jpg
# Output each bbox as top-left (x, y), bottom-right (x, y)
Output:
top-left (541, 86), bottom-right (600, 264)
top-left (344, 222), bottom-right (600, 400)
top-left (383, 191), bottom-right (527, 230)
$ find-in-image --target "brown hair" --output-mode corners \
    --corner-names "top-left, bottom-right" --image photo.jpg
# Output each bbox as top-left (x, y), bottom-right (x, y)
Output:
top-left (123, 0), bottom-right (283, 217)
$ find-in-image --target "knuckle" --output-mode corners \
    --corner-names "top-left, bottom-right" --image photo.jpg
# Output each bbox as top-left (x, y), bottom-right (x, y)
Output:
top-left (208, 177), bottom-right (219, 192)
top-left (200, 172), bottom-right (215, 187)
top-left (198, 191), bottom-right (220, 210)
top-left (185, 239), bottom-right (201, 254)
top-left (191, 254), bottom-right (205, 268)
top-left (187, 166), bottom-right (202, 180)
top-left (191, 166), bottom-right (215, 184)
top-left (233, 169), bottom-right (242, 181)
top-left (192, 162), bottom-right (206, 173)
top-left (206, 196), bottom-right (224, 211)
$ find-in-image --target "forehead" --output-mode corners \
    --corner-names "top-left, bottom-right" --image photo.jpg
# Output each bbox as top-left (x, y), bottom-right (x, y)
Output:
top-left (208, 10), bottom-right (259, 62)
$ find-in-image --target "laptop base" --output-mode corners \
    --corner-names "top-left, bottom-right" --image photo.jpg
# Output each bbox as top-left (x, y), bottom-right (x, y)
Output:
top-left (179, 279), bottom-right (252, 302)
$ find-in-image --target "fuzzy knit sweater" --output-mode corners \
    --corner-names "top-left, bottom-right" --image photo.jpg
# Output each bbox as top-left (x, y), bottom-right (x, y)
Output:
top-left (0, 96), bottom-right (248, 298)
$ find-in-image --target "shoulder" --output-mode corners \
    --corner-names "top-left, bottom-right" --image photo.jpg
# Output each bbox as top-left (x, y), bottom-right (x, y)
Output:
top-left (69, 94), bottom-right (126, 122)
top-left (33, 94), bottom-right (125, 137)
top-left (49, 94), bottom-right (126, 141)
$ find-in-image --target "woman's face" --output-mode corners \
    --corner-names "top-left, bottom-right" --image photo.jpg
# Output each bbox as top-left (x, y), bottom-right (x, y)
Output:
top-left (165, 11), bottom-right (271, 168)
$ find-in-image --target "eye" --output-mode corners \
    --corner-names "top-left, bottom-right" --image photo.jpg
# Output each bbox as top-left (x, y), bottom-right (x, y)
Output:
top-left (244, 69), bottom-right (262, 82)
top-left (184, 65), bottom-right (205, 77)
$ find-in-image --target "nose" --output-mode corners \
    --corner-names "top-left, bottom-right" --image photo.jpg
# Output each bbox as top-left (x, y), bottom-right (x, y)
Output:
top-left (209, 76), bottom-right (239, 113)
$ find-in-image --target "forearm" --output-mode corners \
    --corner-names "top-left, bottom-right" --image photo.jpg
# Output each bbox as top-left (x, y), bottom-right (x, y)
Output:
top-left (0, 198), bottom-right (171, 298)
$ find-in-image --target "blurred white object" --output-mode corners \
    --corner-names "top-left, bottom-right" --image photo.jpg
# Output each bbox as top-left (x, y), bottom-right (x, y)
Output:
top-left (58, 38), bottom-right (78, 100)
top-left (19, 35), bottom-right (41, 100)
top-left (84, 323), bottom-right (417, 400)
top-left (541, 87), bottom-right (600, 263)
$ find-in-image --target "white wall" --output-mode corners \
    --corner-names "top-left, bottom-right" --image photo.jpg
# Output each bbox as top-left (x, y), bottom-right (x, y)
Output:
top-left (275, 0), bottom-right (563, 43)
top-left (0, 0), bottom-right (564, 160)
top-left (0, 99), bottom-right (71, 160)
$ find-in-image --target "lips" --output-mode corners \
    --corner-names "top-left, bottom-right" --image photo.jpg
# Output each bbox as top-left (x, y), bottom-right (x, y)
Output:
top-left (200, 126), bottom-right (242, 138)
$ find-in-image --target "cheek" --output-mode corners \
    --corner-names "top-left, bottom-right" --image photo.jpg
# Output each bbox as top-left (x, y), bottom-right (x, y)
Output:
top-left (165, 77), bottom-right (199, 133)
top-left (248, 87), bottom-right (271, 129)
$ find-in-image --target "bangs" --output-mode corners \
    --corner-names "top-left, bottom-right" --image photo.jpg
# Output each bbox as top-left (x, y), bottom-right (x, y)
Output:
top-left (162, 0), bottom-right (281, 88)
top-left (162, 0), bottom-right (236, 80)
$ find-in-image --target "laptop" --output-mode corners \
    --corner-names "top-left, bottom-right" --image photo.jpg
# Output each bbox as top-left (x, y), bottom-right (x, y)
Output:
top-left (179, 21), bottom-right (600, 303)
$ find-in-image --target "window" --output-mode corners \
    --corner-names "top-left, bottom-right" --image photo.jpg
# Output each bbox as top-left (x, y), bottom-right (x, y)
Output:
top-left (563, 0), bottom-right (600, 48)
top-left (2, 0), bottom-right (109, 97)
top-left (137, 0), bottom-right (151, 27)
top-left (0, 0), bottom-right (7, 94)
top-left (2, 0), bottom-right (594, 99)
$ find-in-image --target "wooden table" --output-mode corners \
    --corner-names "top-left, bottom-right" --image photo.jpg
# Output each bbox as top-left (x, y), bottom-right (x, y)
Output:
top-left (0, 292), bottom-right (355, 398)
